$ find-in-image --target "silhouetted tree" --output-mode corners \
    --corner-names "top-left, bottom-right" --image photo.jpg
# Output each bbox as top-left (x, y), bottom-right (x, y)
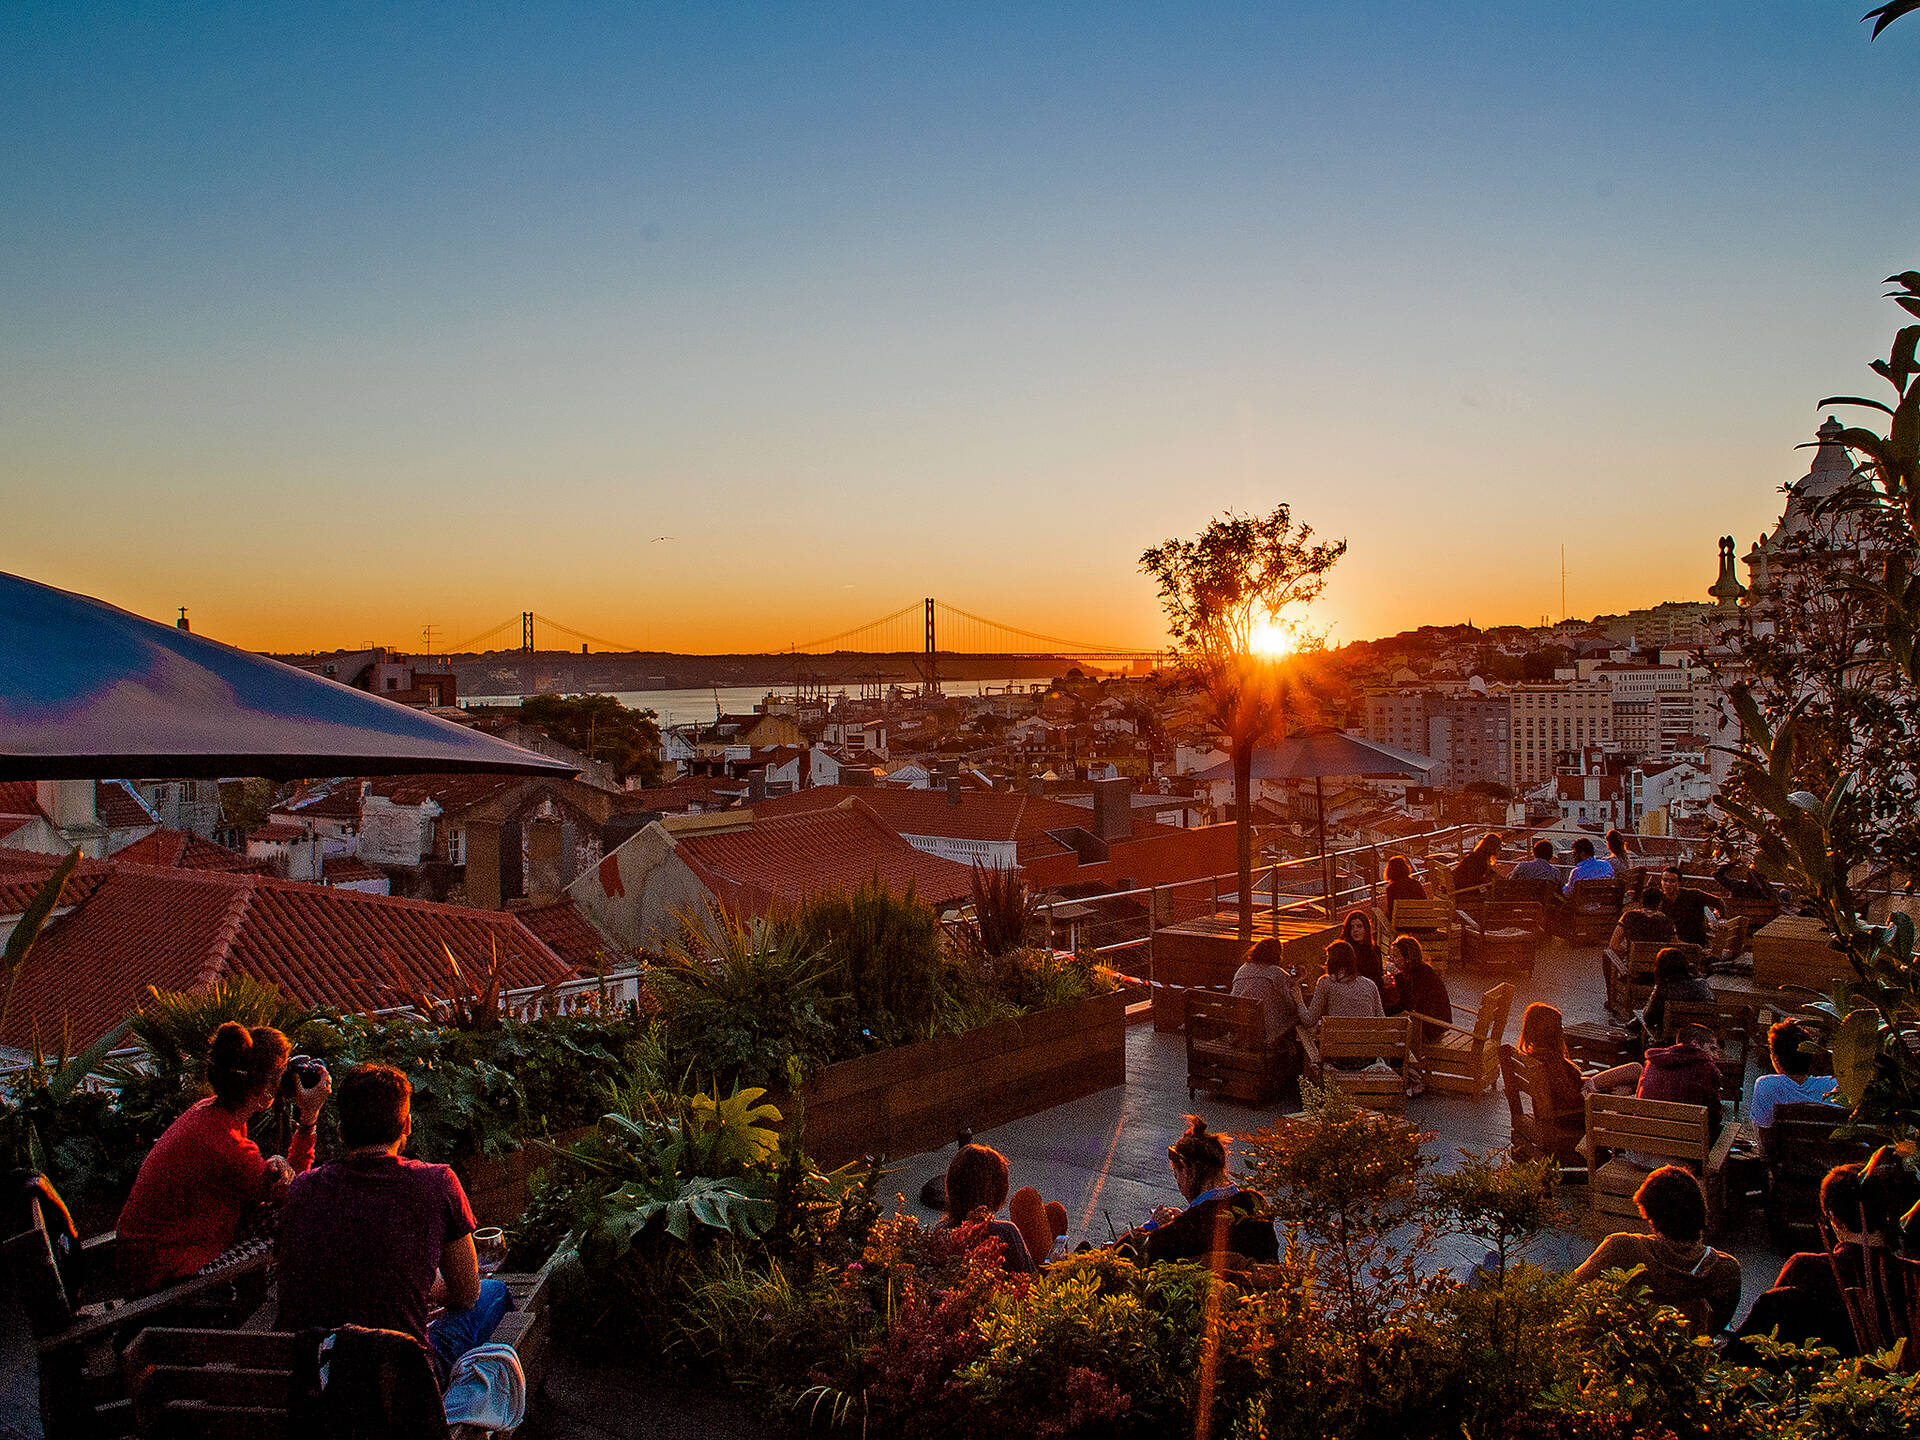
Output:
top-left (1142, 507), bottom-right (1345, 940)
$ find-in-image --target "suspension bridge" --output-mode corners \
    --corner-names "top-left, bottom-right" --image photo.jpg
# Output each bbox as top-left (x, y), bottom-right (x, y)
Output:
top-left (438, 599), bottom-right (1166, 692)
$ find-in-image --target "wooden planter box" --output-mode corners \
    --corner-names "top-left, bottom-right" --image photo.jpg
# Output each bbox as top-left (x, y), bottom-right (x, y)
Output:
top-left (799, 989), bottom-right (1128, 1168)
top-left (455, 1125), bottom-right (595, 1228)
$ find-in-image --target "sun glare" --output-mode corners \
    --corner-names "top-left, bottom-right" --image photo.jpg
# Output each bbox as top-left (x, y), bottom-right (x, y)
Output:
top-left (1247, 615), bottom-right (1294, 658)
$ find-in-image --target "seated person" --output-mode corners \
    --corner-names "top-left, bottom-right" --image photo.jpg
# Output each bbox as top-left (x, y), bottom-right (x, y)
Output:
top-left (1382, 854), bottom-right (1427, 908)
top-left (1652, 866), bottom-right (1722, 950)
top-left (1639, 946), bottom-right (1715, 1042)
top-left (1338, 908), bottom-right (1386, 994)
top-left (1562, 836), bottom-right (1616, 892)
top-left (1304, 940), bottom-right (1384, 1035)
top-left (1636, 1022), bottom-right (1724, 1138)
top-left (1602, 880), bottom-right (1677, 1018)
top-left (117, 1022), bottom-right (329, 1295)
top-left (1519, 1002), bottom-right (1639, 1109)
top-left (1122, 1115), bottom-right (1277, 1267)
top-left (1510, 839), bottom-right (1561, 888)
top-left (1715, 854), bottom-right (1780, 907)
top-left (1383, 934), bottom-right (1450, 1040)
top-left (1728, 1163), bottom-right (1868, 1359)
top-left (1751, 1020), bottom-right (1840, 1150)
top-left (932, 1142), bottom-right (1037, 1273)
top-left (1451, 833), bottom-right (1503, 902)
top-left (1573, 1165), bottom-right (1741, 1335)
top-left (1230, 937), bottom-right (1306, 1080)
top-left (1605, 829), bottom-right (1635, 884)
top-left (277, 1065), bottom-right (511, 1383)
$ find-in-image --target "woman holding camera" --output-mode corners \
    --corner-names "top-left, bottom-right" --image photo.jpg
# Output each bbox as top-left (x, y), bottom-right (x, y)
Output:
top-left (117, 1022), bottom-right (330, 1294)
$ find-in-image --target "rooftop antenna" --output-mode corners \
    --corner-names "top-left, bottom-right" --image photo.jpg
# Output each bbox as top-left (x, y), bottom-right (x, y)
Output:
top-left (1561, 545), bottom-right (1567, 623)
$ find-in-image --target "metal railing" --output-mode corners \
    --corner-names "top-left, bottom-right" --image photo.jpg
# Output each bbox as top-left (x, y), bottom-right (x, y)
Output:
top-left (1031, 820), bottom-right (1727, 981)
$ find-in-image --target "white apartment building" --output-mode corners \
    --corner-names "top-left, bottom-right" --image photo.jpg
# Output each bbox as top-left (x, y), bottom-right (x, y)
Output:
top-left (1508, 682), bottom-right (1613, 785)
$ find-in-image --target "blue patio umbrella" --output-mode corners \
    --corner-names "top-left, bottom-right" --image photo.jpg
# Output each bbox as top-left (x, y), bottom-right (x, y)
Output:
top-left (0, 571), bottom-right (576, 781)
top-left (1195, 728), bottom-right (1436, 911)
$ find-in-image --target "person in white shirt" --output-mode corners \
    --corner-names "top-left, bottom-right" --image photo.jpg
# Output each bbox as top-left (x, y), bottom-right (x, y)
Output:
top-left (1229, 937), bottom-right (1307, 1085)
top-left (1303, 940), bottom-right (1384, 1026)
top-left (1751, 1019), bottom-right (1840, 1144)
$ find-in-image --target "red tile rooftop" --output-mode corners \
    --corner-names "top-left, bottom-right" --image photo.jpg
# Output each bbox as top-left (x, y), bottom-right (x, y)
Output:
top-left (750, 785), bottom-right (1184, 848)
top-left (675, 802), bottom-right (978, 914)
top-left (0, 845), bottom-right (576, 1051)
top-left (116, 827), bottom-right (268, 874)
top-left (248, 821), bottom-right (310, 844)
top-left (321, 856), bottom-right (387, 884)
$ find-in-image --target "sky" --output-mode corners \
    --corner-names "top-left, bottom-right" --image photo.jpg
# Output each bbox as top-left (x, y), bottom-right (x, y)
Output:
top-left (3, 3), bottom-right (1917, 655)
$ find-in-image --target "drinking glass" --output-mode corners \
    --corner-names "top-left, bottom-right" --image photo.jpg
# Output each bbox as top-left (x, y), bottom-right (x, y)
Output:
top-left (473, 1227), bottom-right (507, 1276)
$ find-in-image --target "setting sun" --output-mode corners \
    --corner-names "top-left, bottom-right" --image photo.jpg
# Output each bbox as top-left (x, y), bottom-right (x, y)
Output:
top-left (1247, 614), bottom-right (1295, 658)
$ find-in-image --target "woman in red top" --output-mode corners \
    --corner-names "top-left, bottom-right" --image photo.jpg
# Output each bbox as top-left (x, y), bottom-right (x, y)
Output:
top-left (117, 1022), bottom-right (329, 1293)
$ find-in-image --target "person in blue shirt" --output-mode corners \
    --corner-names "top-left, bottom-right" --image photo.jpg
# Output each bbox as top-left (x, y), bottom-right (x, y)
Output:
top-left (1510, 839), bottom-right (1562, 888)
top-left (1563, 837), bottom-right (1616, 892)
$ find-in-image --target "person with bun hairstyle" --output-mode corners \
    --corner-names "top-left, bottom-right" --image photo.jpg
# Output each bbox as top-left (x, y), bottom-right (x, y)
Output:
top-left (1122, 1116), bottom-right (1277, 1266)
top-left (117, 1021), bottom-right (330, 1294)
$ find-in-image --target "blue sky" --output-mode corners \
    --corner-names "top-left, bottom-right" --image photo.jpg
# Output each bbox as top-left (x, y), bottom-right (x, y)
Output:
top-left (3, 3), bottom-right (1915, 651)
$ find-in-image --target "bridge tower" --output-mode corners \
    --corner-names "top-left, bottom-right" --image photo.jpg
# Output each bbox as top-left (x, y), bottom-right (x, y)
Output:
top-left (520, 611), bottom-right (535, 695)
top-left (923, 597), bottom-right (940, 696)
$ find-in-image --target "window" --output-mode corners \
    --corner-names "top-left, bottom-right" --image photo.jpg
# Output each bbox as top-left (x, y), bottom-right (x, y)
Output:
top-left (447, 828), bottom-right (466, 865)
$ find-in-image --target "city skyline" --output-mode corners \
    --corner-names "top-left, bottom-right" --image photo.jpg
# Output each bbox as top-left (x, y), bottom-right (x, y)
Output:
top-left (5, 5), bottom-right (1916, 652)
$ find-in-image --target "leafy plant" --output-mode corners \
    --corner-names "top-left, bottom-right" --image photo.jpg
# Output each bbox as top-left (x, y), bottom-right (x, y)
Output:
top-left (961, 861), bottom-right (1038, 959)
top-left (0, 848), bottom-right (81, 1040)
top-left (787, 877), bottom-right (947, 1049)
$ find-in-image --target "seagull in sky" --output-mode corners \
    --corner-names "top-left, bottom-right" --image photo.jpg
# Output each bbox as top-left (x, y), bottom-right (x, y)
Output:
top-left (650, 535), bottom-right (675, 542)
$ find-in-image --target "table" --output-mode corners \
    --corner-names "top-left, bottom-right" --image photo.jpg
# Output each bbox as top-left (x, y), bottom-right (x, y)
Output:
top-left (1149, 911), bottom-right (1341, 1031)
top-left (1751, 915), bottom-right (1848, 992)
top-left (1563, 1021), bottom-right (1633, 1068)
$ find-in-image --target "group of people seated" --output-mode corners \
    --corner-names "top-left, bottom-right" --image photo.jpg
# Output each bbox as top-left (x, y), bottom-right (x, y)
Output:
top-left (115, 1022), bottom-right (511, 1388)
top-left (1223, 916), bottom-right (1452, 1098)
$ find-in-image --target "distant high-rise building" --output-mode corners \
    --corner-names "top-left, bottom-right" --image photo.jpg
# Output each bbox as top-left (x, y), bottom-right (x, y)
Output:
top-left (1509, 682), bottom-right (1613, 785)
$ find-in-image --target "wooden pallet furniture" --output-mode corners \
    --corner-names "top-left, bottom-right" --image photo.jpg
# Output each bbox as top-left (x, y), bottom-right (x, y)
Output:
top-left (1498, 1044), bottom-right (1585, 1169)
top-left (1147, 913), bottom-right (1339, 1031)
top-left (123, 1262), bottom-right (554, 1439)
top-left (1390, 898), bottom-right (1456, 969)
top-left (1583, 1093), bottom-right (1736, 1232)
top-left (1185, 991), bottom-right (1288, 1104)
top-left (1413, 982), bottom-right (1514, 1097)
top-left (1661, 998), bottom-right (1756, 1108)
top-left (1459, 901), bottom-right (1547, 976)
top-left (2, 1178), bottom-right (272, 1440)
top-left (1760, 1102), bottom-right (1868, 1253)
top-left (1750, 916), bottom-right (1849, 995)
top-left (1554, 878), bottom-right (1624, 947)
top-left (1603, 941), bottom-right (1669, 1017)
top-left (1316, 1015), bottom-right (1413, 1114)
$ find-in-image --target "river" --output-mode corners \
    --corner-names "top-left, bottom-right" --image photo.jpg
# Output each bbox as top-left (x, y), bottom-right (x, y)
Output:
top-left (468, 679), bottom-right (1041, 730)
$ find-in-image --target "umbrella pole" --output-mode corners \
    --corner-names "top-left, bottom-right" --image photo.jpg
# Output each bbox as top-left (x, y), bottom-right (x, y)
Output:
top-left (1317, 775), bottom-right (1331, 919)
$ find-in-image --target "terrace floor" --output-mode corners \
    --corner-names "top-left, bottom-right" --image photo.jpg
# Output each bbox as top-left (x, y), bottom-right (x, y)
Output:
top-left (0, 940), bottom-right (1799, 1440)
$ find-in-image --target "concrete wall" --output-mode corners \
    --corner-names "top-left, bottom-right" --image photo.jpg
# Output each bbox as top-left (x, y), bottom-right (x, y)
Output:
top-left (566, 821), bottom-right (714, 954)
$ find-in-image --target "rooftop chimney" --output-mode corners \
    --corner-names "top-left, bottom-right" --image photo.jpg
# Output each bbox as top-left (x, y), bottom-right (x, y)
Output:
top-left (946, 776), bottom-right (963, 806)
top-left (1092, 776), bottom-right (1134, 842)
top-left (748, 769), bottom-right (768, 805)
top-left (1027, 774), bottom-right (1047, 799)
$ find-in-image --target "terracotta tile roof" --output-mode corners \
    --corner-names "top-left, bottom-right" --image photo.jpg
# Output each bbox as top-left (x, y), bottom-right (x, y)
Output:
top-left (0, 847), bottom-right (576, 1051)
top-left (321, 856), bottom-right (388, 885)
top-left (95, 782), bottom-right (158, 830)
top-left (674, 802), bottom-right (977, 915)
top-left (0, 849), bottom-right (110, 916)
top-left (514, 899), bottom-right (622, 968)
top-left (365, 773), bottom-right (521, 811)
top-left (0, 782), bottom-right (42, 817)
top-left (249, 822), bottom-right (309, 844)
top-left (280, 787), bottom-right (364, 821)
top-left (115, 828), bottom-right (268, 874)
top-left (752, 785), bottom-right (1185, 851)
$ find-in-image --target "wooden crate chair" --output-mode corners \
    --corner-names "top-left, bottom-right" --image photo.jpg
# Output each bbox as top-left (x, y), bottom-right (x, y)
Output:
top-left (1553, 877), bottom-right (1624, 946)
top-left (1604, 941), bottom-right (1668, 1017)
top-left (124, 1263), bottom-right (554, 1440)
top-left (1, 1175), bottom-right (272, 1440)
top-left (1390, 898), bottom-right (1456, 969)
top-left (1316, 1015), bottom-right (1413, 1115)
top-left (1460, 902), bottom-right (1546, 976)
top-left (1498, 1044), bottom-right (1585, 1170)
top-left (1413, 983), bottom-right (1514, 1097)
top-left (1661, 998), bottom-right (1755, 1108)
top-left (1761, 1101), bottom-right (1868, 1254)
top-left (1584, 1093), bottom-right (1736, 1231)
top-left (1186, 991), bottom-right (1285, 1104)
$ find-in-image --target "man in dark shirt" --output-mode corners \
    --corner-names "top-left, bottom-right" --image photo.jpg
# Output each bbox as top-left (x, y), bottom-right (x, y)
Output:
top-left (1653, 866), bottom-right (1721, 949)
top-left (277, 1064), bottom-right (511, 1381)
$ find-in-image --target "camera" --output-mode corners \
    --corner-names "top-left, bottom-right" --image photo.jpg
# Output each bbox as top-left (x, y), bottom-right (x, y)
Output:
top-left (278, 1054), bottom-right (325, 1099)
